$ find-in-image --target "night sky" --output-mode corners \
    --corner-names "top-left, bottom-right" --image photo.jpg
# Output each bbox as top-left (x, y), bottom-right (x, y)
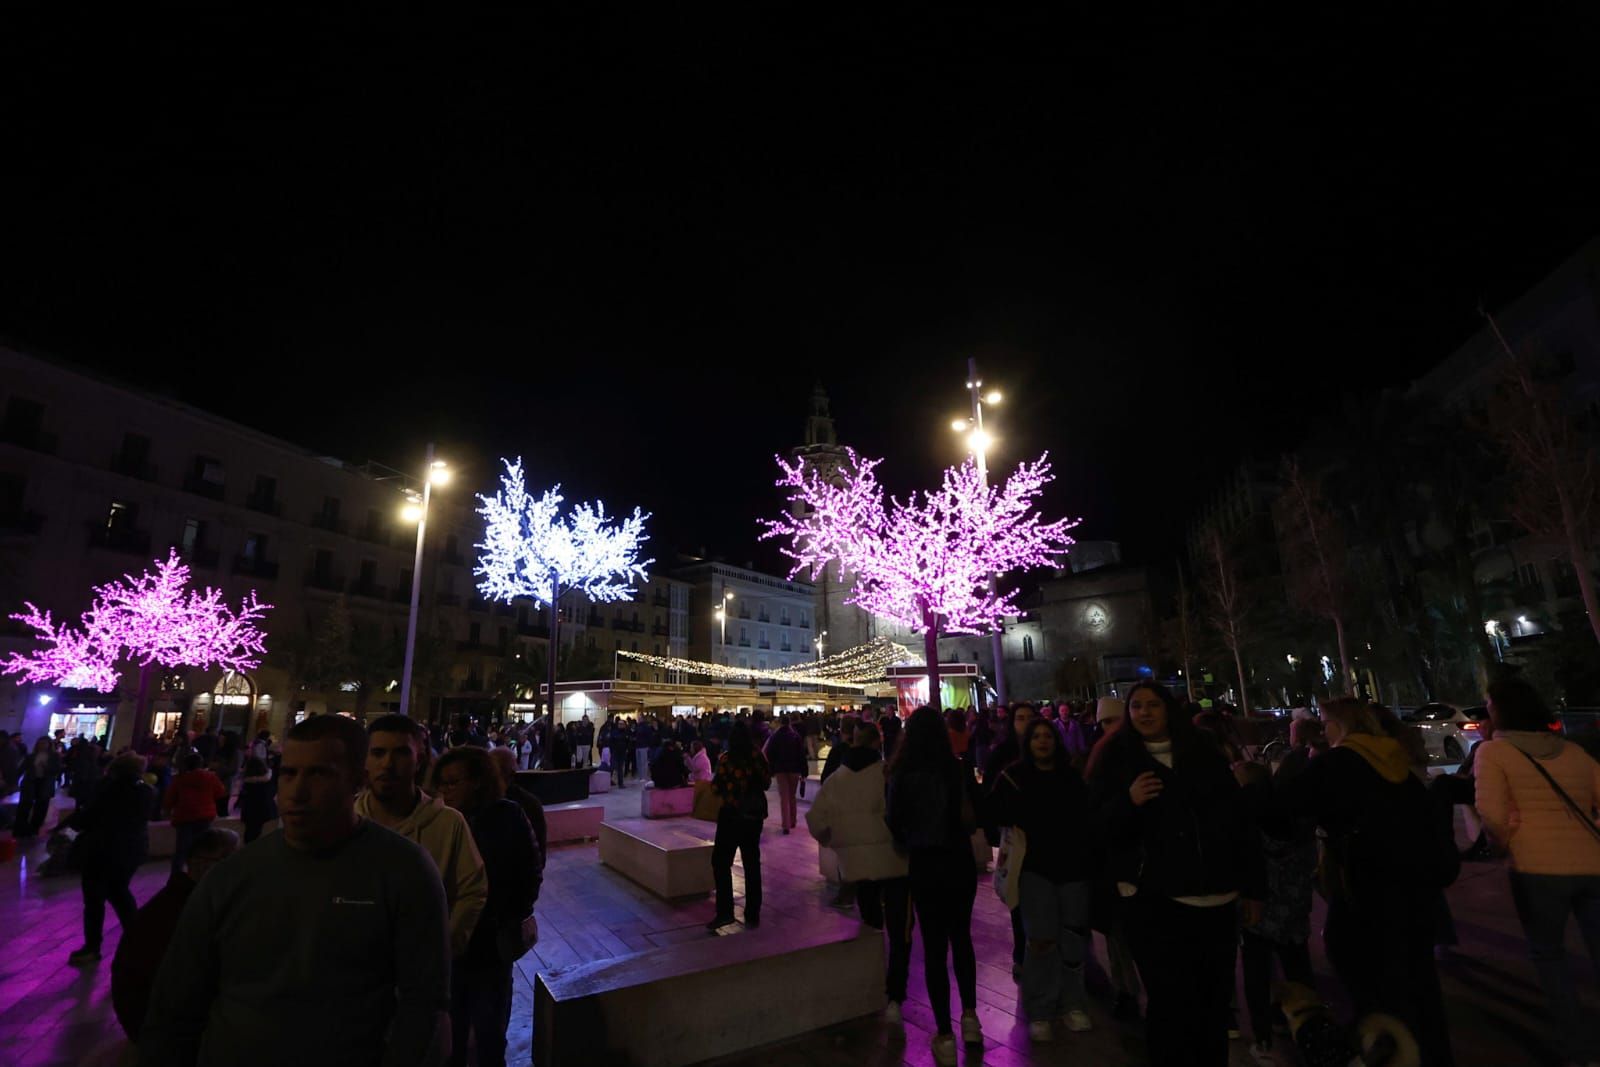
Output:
top-left (4, 9), bottom-right (1600, 571)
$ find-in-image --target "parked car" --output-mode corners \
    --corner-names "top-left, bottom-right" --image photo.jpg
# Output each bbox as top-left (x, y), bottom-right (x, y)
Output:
top-left (1402, 702), bottom-right (1488, 764)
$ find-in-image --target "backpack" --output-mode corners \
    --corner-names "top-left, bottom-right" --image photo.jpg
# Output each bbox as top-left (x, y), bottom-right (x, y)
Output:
top-left (1320, 771), bottom-right (1458, 903)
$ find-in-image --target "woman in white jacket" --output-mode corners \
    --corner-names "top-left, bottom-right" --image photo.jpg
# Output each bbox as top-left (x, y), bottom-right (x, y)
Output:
top-left (804, 721), bottom-right (914, 1022)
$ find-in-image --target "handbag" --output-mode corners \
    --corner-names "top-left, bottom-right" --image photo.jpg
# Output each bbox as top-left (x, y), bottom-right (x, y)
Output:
top-left (497, 911), bottom-right (539, 965)
top-left (1516, 746), bottom-right (1600, 845)
top-left (691, 779), bottom-right (720, 821)
top-left (993, 824), bottom-right (1027, 910)
top-left (738, 784), bottom-right (769, 823)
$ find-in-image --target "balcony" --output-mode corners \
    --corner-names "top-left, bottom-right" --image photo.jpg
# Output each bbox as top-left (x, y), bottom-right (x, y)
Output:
top-left (799, 619), bottom-right (810, 629)
top-left (652, 622), bottom-right (670, 636)
top-left (0, 427), bottom-right (57, 455)
top-left (305, 570), bottom-right (344, 593)
top-left (182, 474), bottom-right (226, 502)
top-left (110, 455), bottom-right (157, 481)
top-left (738, 638), bottom-right (751, 647)
top-left (758, 613), bottom-right (771, 624)
top-left (585, 612), bottom-right (604, 627)
top-left (310, 512), bottom-right (346, 534)
top-left (0, 511), bottom-right (43, 536)
top-left (611, 618), bottom-right (644, 633)
top-left (232, 555), bottom-right (279, 580)
top-left (348, 579), bottom-right (387, 601)
top-left (244, 493), bottom-right (282, 517)
top-left (758, 640), bottom-right (771, 650)
top-left (87, 523), bottom-right (151, 555)
top-left (653, 591), bottom-right (670, 607)
top-left (181, 546), bottom-right (221, 569)
top-left (357, 525), bottom-right (390, 547)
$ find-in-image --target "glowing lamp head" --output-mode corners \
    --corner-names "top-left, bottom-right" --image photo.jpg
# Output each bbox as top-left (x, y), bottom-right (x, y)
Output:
top-left (985, 390), bottom-right (1002, 405)
top-left (428, 461), bottom-right (451, 487)
top-left (950, 418), bottom-right (969, 432)
top-left (967, 428), bottom-right (993, 455)
top-left (401, 501), bottom-right (424, 523)
top-left (38, 693), bottom-right (52, 706)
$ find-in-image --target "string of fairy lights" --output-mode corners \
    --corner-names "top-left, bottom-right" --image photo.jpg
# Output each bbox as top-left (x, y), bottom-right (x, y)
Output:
top-left (615, 636), bottom-right (918, 690)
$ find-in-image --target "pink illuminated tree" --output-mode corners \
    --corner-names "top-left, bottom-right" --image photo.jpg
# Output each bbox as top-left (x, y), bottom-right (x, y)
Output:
top-left (2, 551), bottom-right (272, 738)
top-left (763, 448), bottom-right (1077, 712)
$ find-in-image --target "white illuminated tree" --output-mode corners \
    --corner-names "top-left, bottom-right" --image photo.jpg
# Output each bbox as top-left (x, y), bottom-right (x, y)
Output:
top-left (475, 458), bottom-right (651, 735)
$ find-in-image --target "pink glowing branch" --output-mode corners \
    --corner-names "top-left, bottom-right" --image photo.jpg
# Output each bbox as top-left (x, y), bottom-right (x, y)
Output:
top-left (762, 449), bottom-right (1078, 635)
top-left (1, 604), bottom-right (120, 691)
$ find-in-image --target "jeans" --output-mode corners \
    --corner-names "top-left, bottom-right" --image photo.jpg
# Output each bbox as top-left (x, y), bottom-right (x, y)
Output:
top-left (772, 773), bottom-right (800, 831)
top-left (1018, 872), bottom-right (1090, 1021)
top-left (15, 779), bottom-right (52, 836)
top-left (712, 809), bottom-right (762, 922)
top-left (576, 744), bottom-right (591, 767)
top-left (635, 746), bottom-right (652, 782)
top-left (1010, 907), bottom-right (1026, 966)
top-left (1102, 928), bottom-right (1140, 997)
top-left (1325, 891), bottom-right (1454, 1067)
top-left (857, 877), bottom-right (913, 1003)
top-left (1240, 931), bottom-right (1312, 1042)
top-left (171, 819), bottom-right (213, 878)
top-left (82, 864), bottom-right (138, 952)
top-left (1510, 871), bottom-right (1600, 1063)
top-left (449, 959), bottom-right (513, 1067)
top-left (909, 846), bottom-right (978, 1035)
top-left (1125, 894), bottom-right (1237, 1067)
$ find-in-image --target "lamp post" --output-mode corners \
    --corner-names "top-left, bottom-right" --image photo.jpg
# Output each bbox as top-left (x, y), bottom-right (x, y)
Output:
top-left (817, 629), bottom-right (827, 661)
top-left (952, 357), bottom-right (1009, 706)
top-left (714, 588), bottom-right (733, 652)
top-left (399, 444), bottom-right (450, 717)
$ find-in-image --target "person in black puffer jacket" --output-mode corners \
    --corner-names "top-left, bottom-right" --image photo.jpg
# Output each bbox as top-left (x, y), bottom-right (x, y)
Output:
top-left (66, 753), bottom-right (155, 966)
top-left (432, 746), bottom-right (541, 1067)
top-left (1088, 682), bottom-right (1264, 1067)
top-left (886, 706), bottom-right (982, 1067)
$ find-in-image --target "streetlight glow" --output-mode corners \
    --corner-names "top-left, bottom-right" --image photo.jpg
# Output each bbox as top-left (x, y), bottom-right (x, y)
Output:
top-left (400, 501), bottom-right (423, 523)
top-left (951, 418), bottom-right (969, 432)
top-left (967, 428), bottom-right (992, 454)
top-left (428, 461), bottom-right (452, 487)
top-left (985, 390), bottom-right (1002, 405)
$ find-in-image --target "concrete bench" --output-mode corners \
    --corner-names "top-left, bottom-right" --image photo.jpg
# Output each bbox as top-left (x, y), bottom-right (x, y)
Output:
top-left (639, 784), bottom-right (694, 819)
top-left (534, 912), bottom-right (883, 1067)
top-left (589, 769), bottom-right (611, 794)
top-left (516, 768), bottom-right (592, 805)
top-left (598, 818), bottom-right (714, 899)
top-left (545, 801), bottom-right (604, 844)
top-left (147, 816), bottom-right (252, 858)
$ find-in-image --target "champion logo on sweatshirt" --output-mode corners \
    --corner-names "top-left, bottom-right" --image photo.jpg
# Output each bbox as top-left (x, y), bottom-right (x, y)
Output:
top-left (333, 896), bottom-right (377, 906)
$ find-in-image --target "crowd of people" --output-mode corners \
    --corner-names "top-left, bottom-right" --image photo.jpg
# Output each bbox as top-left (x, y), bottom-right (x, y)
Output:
top-left (3, 675), bottom-right (1599, 1066)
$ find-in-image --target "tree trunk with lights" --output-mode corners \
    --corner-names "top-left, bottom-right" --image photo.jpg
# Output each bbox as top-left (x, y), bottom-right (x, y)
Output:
top-left (129, 662), bottom-right (154, 743)
top-left (922, 606), bottom-right (943, 715)
top-left (546, 572), bottom-right (561, 759)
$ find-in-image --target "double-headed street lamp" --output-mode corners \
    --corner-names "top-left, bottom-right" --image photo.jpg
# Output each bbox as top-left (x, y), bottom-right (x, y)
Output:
top-left (398, 444), bottom-right (451, 717)
top-left (951, 357), bottom-right (1009, 706)
top-left (714, 588), bottom-right (734, 648)
top-left (817, 629), bottom-right (827, 661)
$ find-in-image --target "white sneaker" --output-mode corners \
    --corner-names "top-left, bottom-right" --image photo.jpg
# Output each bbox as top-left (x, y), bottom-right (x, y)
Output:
top-left (1063, 1010), bottom-right (1092, 1033)
top-left (883, 1000), bottom-right (902, 1024)
top-left (960, 1010), bottom-right (982, 1045)
top-left (932, 1033), bottom-right (958, 1066)
top-left (1029, 1020), bottom-right (1054, 1043)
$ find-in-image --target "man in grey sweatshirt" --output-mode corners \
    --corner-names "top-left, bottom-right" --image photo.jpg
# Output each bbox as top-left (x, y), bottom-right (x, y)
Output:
top-left (139, 714), bottom-right (451, 1067)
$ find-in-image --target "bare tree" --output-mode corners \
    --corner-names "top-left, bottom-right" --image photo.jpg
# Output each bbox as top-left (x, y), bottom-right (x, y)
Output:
top-left (1200, 528), bottom-right (1252, 714)
top-left (1484, 312), bottom-right (1600, 650)
top-left (1278, 456), bottom-right (1355, 689)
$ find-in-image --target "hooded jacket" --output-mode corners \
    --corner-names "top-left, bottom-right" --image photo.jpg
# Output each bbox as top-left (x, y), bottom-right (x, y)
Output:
top-left (805, 747), bottom-right (909, 882)
top-left (356, 789), bottom-right (488, 958)
top-left (1475, 731), bottom-right (1600, 876)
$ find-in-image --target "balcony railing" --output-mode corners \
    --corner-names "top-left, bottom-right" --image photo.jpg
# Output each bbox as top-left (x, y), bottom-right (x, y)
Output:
top-left (348, 579), bottom-right (387, 601)
top-left (232, 556), bottom-right (279, 579)
top-left (652, 623), bottom-right (670, 636)
top-left (244, 494), bottom-right (282, 517)
top-left (310, 512), bottom-right (346, 534)
top-left (799, 619), bottom-right (810, 629)
top-left (652, 591), bottom-right (670, 607)
top-left (87, 523), bottom-right (152, 555)
top-left (182, 475), bottom-right (226, 501)
top-left (611, 619), bottom-right (644, 633)
top-left (305, 570), bottom-right (344, 592)
top-left (758, 640), bottom-right (771, 650)
top-left (110, 455), bottom-right (157, 481)
top-left (357, 525), bottom-right (390, 547)
top-left (738, 638), bottom-right (751, 647)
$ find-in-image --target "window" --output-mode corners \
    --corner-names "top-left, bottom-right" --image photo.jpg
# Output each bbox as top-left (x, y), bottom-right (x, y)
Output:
top-left (364, 508), bottom-right (383, 538)
top-left (654, 643), bottom-right (661, 655)
top-left (758, 658), bottom-right (768, 670)
top-left (314, 549), bottom-right (335, 581)
top-left (740, 625), bottom-right (748, 644)
top-left (253, 475), bottom-right (276, 507)
top-left (118, 433), bottom-right (151, 475)
top-left (780, 608), bottom-right (791, 626)
top-left (359, 559), bottom-right (377, 585)
top-left (1516, 562), bottom-right (1543, 596)
top-left (320, 496), bottom-right (340, 521)
top-left (499, 626), bottom-right (510, 653)
top-left (400, 568), bottom-right (413, 593)
top-left (1023, 635), bottom-right (1035, 661)
top-left (631, 641), bottom-right (638, 652)
top-left (242, 532), bottom-right (267, 563)
top-left (739, 657), bottom-right (748, 669)
top-left (181, 518), bottom-right (204, 554)
top-left (192, 455), bottom-right (225, 486)
top-left (469, 622), bottom-right (481, 645)
top-left (106, 500), bottom-right (136, 531)
top-left (800, 610), bottom-right (809, 628)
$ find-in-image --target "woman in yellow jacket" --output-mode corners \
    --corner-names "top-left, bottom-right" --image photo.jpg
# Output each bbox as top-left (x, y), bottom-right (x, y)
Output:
top-left (1474, 677), bottom-right (1600, 1067)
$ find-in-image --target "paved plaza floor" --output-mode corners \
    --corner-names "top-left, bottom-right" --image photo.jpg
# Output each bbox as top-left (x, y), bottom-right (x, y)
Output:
top-left (1, 773), bottom-right (1593, 1066)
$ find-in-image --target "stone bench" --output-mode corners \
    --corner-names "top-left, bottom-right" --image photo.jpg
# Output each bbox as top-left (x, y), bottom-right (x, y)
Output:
top-left (639, 784), bottom-right (695, 819)
top-left (589, 769), bottom-right (611, 794)
top-left (533, 912), bottom-right (882, 1067)
top-left (545, 801), bottom-right (604, 844)
top-left (598, 818), bottom-right (714, 899)
top-left (516, 768), bottom-right (592, 805)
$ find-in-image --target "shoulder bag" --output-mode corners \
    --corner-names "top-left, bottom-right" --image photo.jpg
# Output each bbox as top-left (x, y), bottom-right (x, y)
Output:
top-left (1516, 746), bottom-right (1600, 845)
top-left (990, 771), bottom-right (1027, 909)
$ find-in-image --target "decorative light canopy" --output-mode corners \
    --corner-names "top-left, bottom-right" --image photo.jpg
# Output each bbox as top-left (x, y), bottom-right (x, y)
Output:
top-left (2, 551), bottom-right (273, 693)
top-left (475, 458), bottom-right (652, 608)
top-left (616, 636), bottom-right (917, 689)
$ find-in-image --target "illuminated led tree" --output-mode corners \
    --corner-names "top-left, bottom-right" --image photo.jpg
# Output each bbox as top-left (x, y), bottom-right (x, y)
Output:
top-left (763, 448), bottom-right (1077, 712)
top-left (2, 551), bottom-right (272, 738)
top-left (476, 458), bottom-right (651, 735)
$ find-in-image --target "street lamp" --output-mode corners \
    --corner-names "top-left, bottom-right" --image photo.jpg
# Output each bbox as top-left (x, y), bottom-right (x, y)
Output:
top-left (398, 444), bottom-right (449, 717)
top-left (951, 357), bottom-right (1009, 705)
top-left (715, 588), bottom-right (734, 647)
top-left (817, 629), bottom-right (827, 661)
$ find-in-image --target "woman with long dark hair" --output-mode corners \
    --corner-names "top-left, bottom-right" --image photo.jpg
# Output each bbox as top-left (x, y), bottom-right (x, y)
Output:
top-left (992, 718), bottom-right (1096, 1043)
top-left (983, 702), bottom-right (1036, 980)
top-left (886, 706), bottom-right (981, 1067)
top-left (1088, 682), bottom-right (1263, 1067)
top-left (708, 721), bottom-right (771, 930)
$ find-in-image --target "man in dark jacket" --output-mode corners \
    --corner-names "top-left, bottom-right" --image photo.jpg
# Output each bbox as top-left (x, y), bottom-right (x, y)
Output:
top-left (112, 828), bottom-right (240, 1039)
top-left (764, 718), bottom-right (808, 834)
top-left (821, 718), bottom-right (858, 783)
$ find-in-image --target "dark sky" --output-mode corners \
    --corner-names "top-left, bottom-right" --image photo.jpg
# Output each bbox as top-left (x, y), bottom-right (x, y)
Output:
top-left (4, 9), bottom-right (1600, 571)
